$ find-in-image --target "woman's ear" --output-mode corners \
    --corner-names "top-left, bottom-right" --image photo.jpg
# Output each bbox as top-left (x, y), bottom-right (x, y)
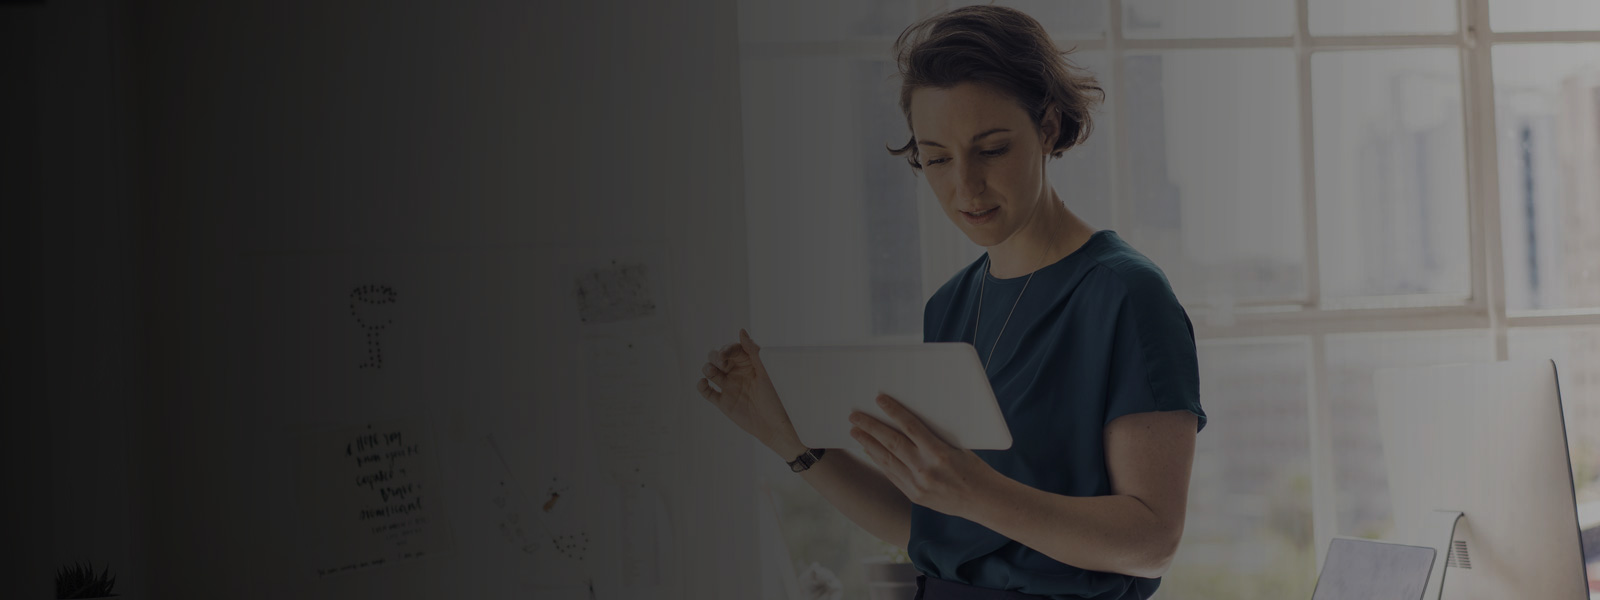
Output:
top-left (1039, 104), bottom-right (1062, 155)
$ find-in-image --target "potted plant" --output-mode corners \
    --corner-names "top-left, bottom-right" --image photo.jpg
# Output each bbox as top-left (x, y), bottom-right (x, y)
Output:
top-left (861, 541), bottom-right (917, 600)
top-left (55, 561), bottom-right (117, 599)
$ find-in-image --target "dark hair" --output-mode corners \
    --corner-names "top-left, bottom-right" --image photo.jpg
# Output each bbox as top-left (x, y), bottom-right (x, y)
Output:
top-left (887, 5), bottom-right (1105, 169)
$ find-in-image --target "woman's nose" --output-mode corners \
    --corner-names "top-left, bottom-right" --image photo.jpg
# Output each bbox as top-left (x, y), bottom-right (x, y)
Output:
top-left (955, 160), bottom-right (985, 198)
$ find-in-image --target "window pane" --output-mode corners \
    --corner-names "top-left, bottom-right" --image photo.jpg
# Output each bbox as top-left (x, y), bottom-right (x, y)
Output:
top-left (1312, 50), bottom-right (1470, 302)
top-left (1051, 51), bottom-right (1112, 232)
top-left (1123, 0), bottom-right (1292, 39)
top-left (1493, 44), bottom-right (1600, 312)
top-left (1491, 0), bottom-right (1600, 33)
top-left (1165, 339), bottom-right (1315, 600)
top-left (740, 57), bottom-right (922, 342)
top-left (1507, 327), bottom-right (1600, 578)
top-left (1123, 50), bottom-right (1306, 306)
top-left (1324, 331), bottom-right (1493, 540)
top-left (738, 0), bottom-right (914, 42)
top-left (951, 0), bottom-right (1106, 38)
top-left (1309, 0), bottom-right (1457, 35)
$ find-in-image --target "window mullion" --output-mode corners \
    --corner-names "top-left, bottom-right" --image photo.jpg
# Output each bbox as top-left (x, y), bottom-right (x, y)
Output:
top-left (1509, 311), bottom-right (1600, 328)
top-left (1296, 0), bottom-right (1321, 312)
top-left (1308, 333), bottom-right (1338, 568)
top-left (1492, 30), bottom-right (1600, 44)
top-left (1108, 0), bottom-right (1127, 235)
top-left (1296, 0), bottom-right (1340, 571)
top-left (1460, 0), bottom-right (1510, 360)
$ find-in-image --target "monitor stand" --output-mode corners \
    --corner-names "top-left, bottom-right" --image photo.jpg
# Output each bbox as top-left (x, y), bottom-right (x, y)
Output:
top-left (1419, 510), bottom-right (1464, 600)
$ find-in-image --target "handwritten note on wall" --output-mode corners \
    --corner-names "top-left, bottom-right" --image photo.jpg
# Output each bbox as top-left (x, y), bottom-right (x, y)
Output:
top-left (294, 420), bottom-right (454, 576)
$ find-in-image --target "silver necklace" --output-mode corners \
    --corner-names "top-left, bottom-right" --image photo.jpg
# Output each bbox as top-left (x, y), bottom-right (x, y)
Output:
top-left (975, 225), bottom-right (1060, 372)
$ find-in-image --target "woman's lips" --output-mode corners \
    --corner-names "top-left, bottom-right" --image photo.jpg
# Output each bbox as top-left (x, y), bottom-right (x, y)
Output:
top-left (963, 207), bottom-right (998, 224)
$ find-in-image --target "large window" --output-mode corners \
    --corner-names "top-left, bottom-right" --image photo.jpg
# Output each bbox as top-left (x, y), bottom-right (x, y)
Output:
top-left (738, 1), bottom-right (1600, 598)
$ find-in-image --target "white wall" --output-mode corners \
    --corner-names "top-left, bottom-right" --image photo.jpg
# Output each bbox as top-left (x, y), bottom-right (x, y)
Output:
top-left (11, 1), bottom-right (757, 598)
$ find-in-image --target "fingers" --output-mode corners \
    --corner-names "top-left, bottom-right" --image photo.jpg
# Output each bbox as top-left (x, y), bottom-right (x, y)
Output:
top-left (874, 393), bottom-right (942, 449)
top-left (850, 409), bottom-right (910, 457)
top-left (700, 330), bottom-right (757, 399)
top-left (696, 377), bottom-right (722, 405)
top-left (713, 343), bottom-right (741, 368)
top-left (719, 342), bottom-right (742, 367)
top-left (701, 361), bottom-right (728, 387)
top-left (708, 339), bottom-right (750, 373)
top-left (851, 420), bottom-right (909, 483)
top-left (739, 329), bottom-right (769, 376)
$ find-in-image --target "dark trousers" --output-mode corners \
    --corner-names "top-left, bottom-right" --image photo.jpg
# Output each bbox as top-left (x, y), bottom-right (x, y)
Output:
top-left (914, 574), bottom-right (1055, 600)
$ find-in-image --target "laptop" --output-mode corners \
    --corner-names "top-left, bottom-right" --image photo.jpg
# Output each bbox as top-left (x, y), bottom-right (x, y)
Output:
top-left (1312, 537), bottom-right (1436, 600)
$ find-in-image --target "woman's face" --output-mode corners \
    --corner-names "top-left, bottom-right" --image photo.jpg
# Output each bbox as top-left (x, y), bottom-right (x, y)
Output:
top-left (909, 82), bottom-right (1057, 248)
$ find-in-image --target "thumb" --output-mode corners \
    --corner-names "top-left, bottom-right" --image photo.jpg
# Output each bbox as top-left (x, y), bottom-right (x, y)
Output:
top-left (739, 329), bottom-right (767, 372)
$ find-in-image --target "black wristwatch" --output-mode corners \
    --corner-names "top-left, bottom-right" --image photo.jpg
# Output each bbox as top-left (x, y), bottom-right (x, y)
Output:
top-left (788, 447), bottom-right (826, 472)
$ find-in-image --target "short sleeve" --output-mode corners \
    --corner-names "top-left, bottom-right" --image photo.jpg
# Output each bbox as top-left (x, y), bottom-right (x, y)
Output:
top-left (1101, 269), bottom-right (1207, 432)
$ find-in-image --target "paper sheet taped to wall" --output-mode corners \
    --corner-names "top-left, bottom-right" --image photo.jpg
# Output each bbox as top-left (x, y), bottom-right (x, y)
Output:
top-left (293, 419), bottom-right (454, 576)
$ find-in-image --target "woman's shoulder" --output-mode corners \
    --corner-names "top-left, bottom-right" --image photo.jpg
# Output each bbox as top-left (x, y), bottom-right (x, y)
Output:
top-left (1077, 231), bottom-right (1181, 304)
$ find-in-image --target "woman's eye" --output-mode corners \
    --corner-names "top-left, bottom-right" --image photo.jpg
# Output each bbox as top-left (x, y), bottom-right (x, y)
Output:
top-left (980, 146), bottom-right (1009, 157)
top-left (926, 157), bottom-right (951, 166)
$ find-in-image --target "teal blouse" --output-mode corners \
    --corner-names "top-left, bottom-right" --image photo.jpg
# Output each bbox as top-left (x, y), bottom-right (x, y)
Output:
top-left (911, 229), bottom-right (1207, 600)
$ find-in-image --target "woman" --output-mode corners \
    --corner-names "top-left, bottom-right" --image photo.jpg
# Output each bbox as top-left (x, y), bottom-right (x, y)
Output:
top-left (696, 6), bottom-right (1206, 600)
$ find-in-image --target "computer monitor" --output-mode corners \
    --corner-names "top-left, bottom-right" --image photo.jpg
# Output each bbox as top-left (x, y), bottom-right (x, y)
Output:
top-left (1376, 359), bottom-right (1589, 599)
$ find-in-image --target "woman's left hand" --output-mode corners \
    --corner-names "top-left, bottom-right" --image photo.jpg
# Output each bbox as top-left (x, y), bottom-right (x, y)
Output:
top-left (849, 393), bottom-right (1002, 519)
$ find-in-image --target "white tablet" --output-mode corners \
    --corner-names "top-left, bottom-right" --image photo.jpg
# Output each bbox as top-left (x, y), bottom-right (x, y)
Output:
top-left (760, 343), bottom-right (1012, 451)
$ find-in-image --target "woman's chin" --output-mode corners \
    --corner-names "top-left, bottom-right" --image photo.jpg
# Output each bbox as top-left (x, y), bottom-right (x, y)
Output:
top-left (960, 233), bottom-right (1000, 248)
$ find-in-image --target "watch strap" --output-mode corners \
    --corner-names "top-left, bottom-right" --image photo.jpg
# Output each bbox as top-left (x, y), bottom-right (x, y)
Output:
top-left (788, 447), bottom-right (826, 472)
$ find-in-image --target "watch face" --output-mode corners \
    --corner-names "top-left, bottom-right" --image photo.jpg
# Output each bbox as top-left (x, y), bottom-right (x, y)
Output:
top-left (790, 451), bottom-right (813, 472)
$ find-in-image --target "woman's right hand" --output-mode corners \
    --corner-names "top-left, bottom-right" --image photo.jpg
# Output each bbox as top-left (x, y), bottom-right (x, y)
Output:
top-left (696, 329), bottom-right (802, 455)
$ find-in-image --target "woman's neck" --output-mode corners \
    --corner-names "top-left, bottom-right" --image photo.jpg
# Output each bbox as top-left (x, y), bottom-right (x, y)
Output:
top-left (985, 190), bottom-right (1094, 279)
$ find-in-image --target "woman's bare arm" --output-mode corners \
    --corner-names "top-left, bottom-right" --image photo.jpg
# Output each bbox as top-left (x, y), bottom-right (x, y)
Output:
top-left (696, 330), bottom-right (914, 551)
top-left (960, 409), bottom-right (1197, 578)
